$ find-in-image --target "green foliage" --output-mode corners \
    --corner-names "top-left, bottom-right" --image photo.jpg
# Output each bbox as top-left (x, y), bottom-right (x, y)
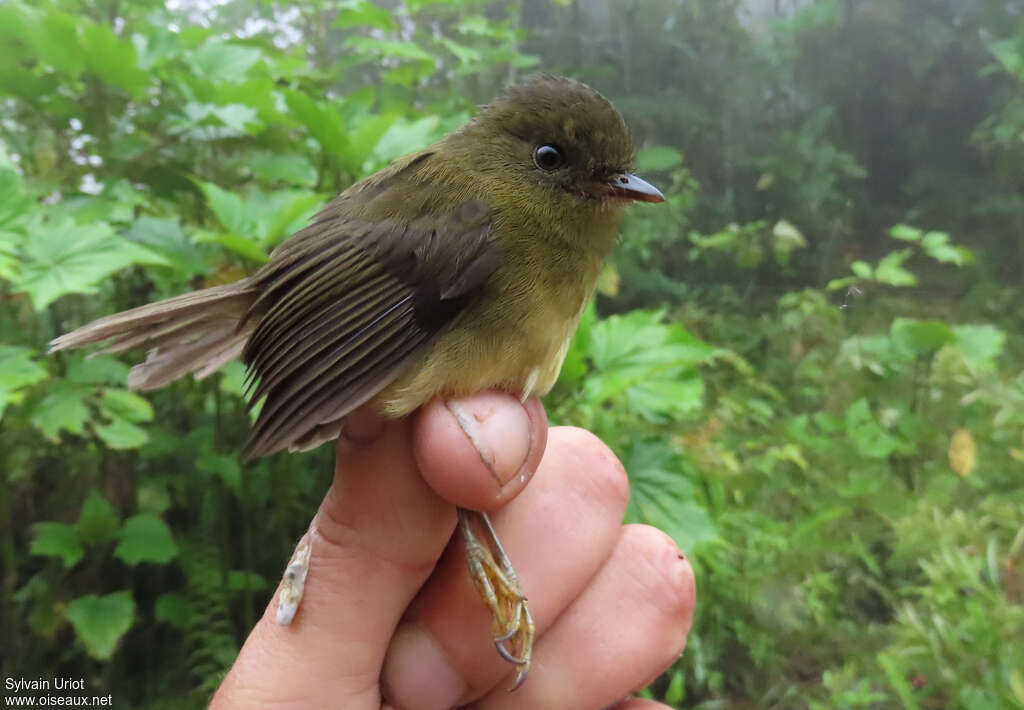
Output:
top-left (2, 0), bottom-right (1023, 708)
top-left (64, 592), bottom-right (135, 660)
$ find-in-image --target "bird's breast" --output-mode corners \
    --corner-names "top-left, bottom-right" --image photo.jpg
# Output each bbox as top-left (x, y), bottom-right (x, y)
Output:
top-left (373, 242), bottom-right (598, 416)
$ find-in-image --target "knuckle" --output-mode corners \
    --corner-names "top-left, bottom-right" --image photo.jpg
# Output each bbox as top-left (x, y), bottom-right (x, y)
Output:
top-left (623, 524), bottom-right (697, 647)
top-left (556, 426), bottom-right (630, 512)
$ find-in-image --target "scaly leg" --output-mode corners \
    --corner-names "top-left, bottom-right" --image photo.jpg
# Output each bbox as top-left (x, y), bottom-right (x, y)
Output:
top-left (457, 507), bottom-right (534, 689)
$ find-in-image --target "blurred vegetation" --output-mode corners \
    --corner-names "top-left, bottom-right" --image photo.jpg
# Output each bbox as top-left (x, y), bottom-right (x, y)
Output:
top-left (2, 0), bottom-right (1023, 707)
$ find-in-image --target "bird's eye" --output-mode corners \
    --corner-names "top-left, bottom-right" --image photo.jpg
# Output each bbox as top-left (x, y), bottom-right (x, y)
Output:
top-left (533, 144), bottom-right (565, 172)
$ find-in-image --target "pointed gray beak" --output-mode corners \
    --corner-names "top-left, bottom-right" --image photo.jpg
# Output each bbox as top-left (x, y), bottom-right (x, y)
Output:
top-left (602, 173), bottom-right (666, 203)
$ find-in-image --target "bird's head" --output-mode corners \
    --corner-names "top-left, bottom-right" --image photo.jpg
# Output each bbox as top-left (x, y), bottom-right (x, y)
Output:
top-left (445, 75), bottom-right (664, 221)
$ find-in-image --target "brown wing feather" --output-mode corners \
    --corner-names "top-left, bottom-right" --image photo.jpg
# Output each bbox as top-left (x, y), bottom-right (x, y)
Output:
top-left (242, 200), bottom-right (498, 458)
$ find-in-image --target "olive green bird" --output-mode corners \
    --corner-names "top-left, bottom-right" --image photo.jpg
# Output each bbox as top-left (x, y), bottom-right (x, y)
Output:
top-left (50, 74), bottom-right (664, 686)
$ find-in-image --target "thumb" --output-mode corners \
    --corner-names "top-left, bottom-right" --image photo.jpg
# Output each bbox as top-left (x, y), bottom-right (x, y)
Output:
top-left (211, 392), bottom-right (546, 709)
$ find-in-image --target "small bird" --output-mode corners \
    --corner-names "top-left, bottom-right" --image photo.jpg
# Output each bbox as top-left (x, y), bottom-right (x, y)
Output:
top-left (50, 74), bottom-right (664, 687)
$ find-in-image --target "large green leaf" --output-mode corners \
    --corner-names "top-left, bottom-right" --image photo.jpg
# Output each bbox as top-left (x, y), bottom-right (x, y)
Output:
top-left (66, 354), bottom-right (130, 386)
top-left (124, 216), bottom-right (209, 277)
top-left (154, 593), bottom-right (193, 629)
top-left (79, 21), bottom-right (149, 95)
top-left (100, 388), bottom-right (154, 423)
top-left (333, 0), bottom-right (398, 31)
top-left (246, 189), bottom-right (325, 247)
top-left (193, 180), bottom-right (252, 236)
top-left (371, 116), bottom-right (441, 165)
top-left (30, 522), bottom-right (84, 567)
top-left (345, 36), bottom-right (436, 63)
top-left (873, 249), bottom-right (917, 287)
top-left (188, 39), bottom-right (263, 83)
top-left (63, 591), bottom-right (134, 660)
top-left (240, 152), bottom-right (319, 187)
top-left (589, 310), bottom-right (715, 372)
top-left (76, 491), bottom-right (120, 546)
top-left (891, 318), bottom-right (957, 355)
top-left (0, 4), bottom-right (82, 76)
top-left (920, 231), bottom-right (971, 266)
top-left (114, 514), bottom-right (178, 565)
top-left (844, 398), bottom-right (904, 459)
top-left (581, 310), bottom-right (714, 420)
top-left (285, 91), bottom-right (351, 158)
top-left (0, 229), bottom-right (19, 281)
top-left (0, 147), bottom-right (31, 229)
top-left (952, 324), bottom-right (1006, 372)
top-left (0, 345), bottom-right (47, 420)
top-left (624, 440), bottom-right (718, 553)
top-left (95, 414), bottom-right (149, 450)
top-left (14, 219), bottom-right (169, 309)
top-left (30, 382), bottom-right (91, 442)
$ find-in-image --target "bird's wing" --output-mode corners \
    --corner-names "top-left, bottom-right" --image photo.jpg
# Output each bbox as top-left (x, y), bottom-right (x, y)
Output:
top-left (241, 198), bottom-right (499, 458)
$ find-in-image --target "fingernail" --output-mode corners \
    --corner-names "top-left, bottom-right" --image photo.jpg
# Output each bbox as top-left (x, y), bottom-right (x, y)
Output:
top-left (382, 624), bottom-right (467, 710)
top-left (445, 393), bottom-right (531, 487)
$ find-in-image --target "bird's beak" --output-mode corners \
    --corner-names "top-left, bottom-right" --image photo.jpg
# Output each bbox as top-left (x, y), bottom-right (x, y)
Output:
top-left (600, 173), bottom-right (666, 203)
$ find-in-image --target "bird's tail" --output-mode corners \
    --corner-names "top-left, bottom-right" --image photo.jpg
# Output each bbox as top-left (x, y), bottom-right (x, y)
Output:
top-left (49, 281), bottom-right (260, 391)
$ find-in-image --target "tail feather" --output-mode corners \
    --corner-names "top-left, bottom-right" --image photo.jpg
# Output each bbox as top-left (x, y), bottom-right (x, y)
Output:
top-left (50, 281), bottom-right (259, 391)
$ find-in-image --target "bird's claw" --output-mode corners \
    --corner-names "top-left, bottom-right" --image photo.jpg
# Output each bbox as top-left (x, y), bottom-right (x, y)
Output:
top-left (457, 508), bottom-right (534, 689)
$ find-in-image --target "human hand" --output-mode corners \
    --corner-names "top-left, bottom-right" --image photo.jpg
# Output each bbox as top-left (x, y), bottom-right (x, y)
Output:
top-left (210, 392), bottom-right (696, 709)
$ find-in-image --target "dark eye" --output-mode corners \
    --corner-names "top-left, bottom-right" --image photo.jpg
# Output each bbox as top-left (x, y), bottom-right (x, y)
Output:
top-left (533, 144), bottom-right (565, 171)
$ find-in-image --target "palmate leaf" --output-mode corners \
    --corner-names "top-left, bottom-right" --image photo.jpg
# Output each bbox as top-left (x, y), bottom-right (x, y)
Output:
top-left (284, 91), bottom-right (351, 158)
top-left (0, 147), bottom-right (31, 229)
top-left (193, 180), bottom-right (252, 236)
top-left (66, 354), bottom-right (130, 386)
top-left (239, 152), bottom-right (318, 187)
top-left (624, 439), bottom-right (718, 553)
top-left (345, 36), bottom-right (436, 64)
top-left (333, 0), bottom-right (398, 31)
top-left (192, 181), bottom-right (324, 256)
top-left (582, 309), bottom-right (714, 419)
top-left (30, 382), bottom-right (91, 442)
top-left (63, 591), bottom-right (134, 660)
top-left (0, 345), bottom-right (47, 420)
top-left (371, 116), bottom-right (442, 165)
top-left (79, 21), bottom-right (149, 95)
top-left (588, 309), bottom-right (714, 371)
top-left (0, 4), bottom-right (82, 76)
top-left (94, 415), bottom-right (149, 450)
top-left (100, 388), bottom-right (154, 423)
top-left (13, 219), bottom-right (169, 310)
top-left (187, 39), bottom-right (263, 84)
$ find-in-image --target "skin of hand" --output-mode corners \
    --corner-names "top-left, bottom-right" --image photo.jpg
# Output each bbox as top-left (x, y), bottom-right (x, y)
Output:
top-left (209, 391), bottom-right (696, 710)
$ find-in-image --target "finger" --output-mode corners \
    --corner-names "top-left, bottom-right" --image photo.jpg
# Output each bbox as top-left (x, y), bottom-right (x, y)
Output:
top-left (414, 393), bottom-right (547, 510)
top-left (610, 700), bottom-right (676, 710)
top-left (212, 393), bottom-right (541, 709)
top-left (476, 525), bottom-right (696, 710)
top-left (381, 427), bottom-right (630, 709)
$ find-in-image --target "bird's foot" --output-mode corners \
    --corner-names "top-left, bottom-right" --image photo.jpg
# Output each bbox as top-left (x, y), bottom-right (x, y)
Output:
top-left (457, 507), bottom-right (534, 690)
top-left (276, 537), bottom-right (311, 625)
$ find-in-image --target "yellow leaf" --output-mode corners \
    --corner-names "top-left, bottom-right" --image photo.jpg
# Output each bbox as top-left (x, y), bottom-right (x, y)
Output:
top-left (948, 428), bottom-right (976, 477)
